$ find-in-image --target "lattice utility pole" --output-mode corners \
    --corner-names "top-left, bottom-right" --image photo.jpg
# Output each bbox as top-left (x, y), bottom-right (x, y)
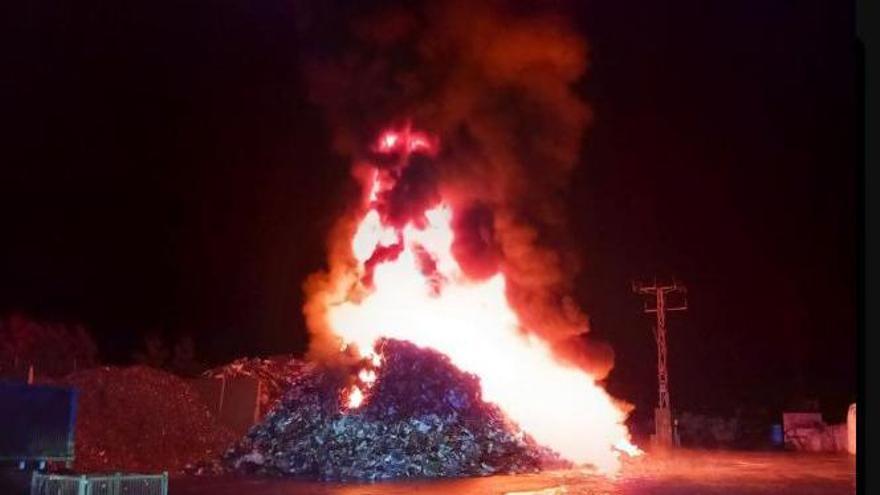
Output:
top-left (633, 278), bottom-right (687, 448)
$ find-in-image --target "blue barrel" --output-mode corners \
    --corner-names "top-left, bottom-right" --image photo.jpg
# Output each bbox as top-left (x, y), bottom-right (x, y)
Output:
top-left (770, 424), bottom-right (784, 446)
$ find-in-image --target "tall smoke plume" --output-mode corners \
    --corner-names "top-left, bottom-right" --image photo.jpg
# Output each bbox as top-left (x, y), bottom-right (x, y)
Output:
top-left (300, 0), bottom-right (614, 379)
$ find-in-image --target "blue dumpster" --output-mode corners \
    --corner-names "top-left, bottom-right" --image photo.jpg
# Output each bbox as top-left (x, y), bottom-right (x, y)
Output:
top-left (770, 423), bottom-right (784, 446)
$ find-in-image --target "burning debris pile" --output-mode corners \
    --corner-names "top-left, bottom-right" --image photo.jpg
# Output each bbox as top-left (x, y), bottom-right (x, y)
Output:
top-left (224, 339), bottom-right (568, 480)
top-left (203, 356), bottom-right (314, 418)
top-left (291, 0), bottom-right (641, 472)
top-left (58, 366), bottom-right (236, 473)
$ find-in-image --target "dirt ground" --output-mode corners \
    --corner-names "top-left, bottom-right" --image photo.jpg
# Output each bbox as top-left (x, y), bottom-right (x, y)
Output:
top-left (172, 450), bottom-right (856, 495)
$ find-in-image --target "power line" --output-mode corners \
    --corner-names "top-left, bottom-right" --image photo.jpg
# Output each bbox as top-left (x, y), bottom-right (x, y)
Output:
top-left (633, 277), bottom-right (687, 448)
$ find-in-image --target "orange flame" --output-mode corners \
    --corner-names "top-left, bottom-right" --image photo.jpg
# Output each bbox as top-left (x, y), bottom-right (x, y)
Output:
top-left (358, 368), bottom-right (377, 384)
top-left (352, 210), bottom-right (397, 263)
top-left (325, 127), bottom-right (640, 473)
top-left (347, 385), bottom-right (365, 409)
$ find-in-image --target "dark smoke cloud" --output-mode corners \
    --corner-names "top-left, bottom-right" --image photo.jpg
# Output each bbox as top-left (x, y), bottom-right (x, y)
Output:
top-left (299, 0), bottom-right (611, 375)
top-left (378, 155), bottom-right (441, 229)
top-left (451, 203), bottom-right (499, 280)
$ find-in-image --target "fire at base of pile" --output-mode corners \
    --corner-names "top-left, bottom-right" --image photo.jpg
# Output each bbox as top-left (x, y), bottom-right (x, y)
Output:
top-left (224, 339), bottom-right (570, 480)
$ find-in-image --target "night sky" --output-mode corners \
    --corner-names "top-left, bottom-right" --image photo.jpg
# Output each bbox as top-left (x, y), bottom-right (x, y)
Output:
top-left (1, 1), bottom-right (857, 420)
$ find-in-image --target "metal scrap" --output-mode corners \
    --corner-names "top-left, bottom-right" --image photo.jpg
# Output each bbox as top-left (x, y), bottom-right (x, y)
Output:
top-left (222, 339), bottom-right (569, 480)
top-left (203, 355), bottom-right (315, 418)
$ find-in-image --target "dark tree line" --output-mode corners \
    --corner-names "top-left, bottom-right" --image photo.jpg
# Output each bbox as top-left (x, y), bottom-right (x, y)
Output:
top-left (0, 313), bottom-right (98, 378)
top-left (0, 313), bottom-right (205, 379)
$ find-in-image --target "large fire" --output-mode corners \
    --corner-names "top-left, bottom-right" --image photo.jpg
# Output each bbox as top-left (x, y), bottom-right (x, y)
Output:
top-left (324, 126), bottom-right (640, 473)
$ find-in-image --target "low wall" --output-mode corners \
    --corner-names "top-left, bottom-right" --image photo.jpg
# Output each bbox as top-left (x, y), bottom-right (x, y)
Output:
top-left (783, 411), bottom-right (849, 453)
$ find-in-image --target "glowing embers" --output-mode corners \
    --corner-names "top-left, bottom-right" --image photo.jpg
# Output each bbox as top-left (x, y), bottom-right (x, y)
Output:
top-left (358, 368), bottom-right (377, 384)
top-left (346, 386), bottom-right (364, 409)
top-left (344, 355), bottom-right (381, 410)
top-left (343, 374), bottom-right (375, 411)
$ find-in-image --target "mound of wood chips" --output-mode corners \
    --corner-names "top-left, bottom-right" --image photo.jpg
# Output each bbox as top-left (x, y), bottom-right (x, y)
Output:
top-left (58, 366), bottom-right (236, 473)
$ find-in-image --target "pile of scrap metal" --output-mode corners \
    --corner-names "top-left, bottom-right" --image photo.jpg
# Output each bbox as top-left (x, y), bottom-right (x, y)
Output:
top-left (222, 339), bottom-right (569, 480)
top-left (202, 355), bottom-right (314, 419)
